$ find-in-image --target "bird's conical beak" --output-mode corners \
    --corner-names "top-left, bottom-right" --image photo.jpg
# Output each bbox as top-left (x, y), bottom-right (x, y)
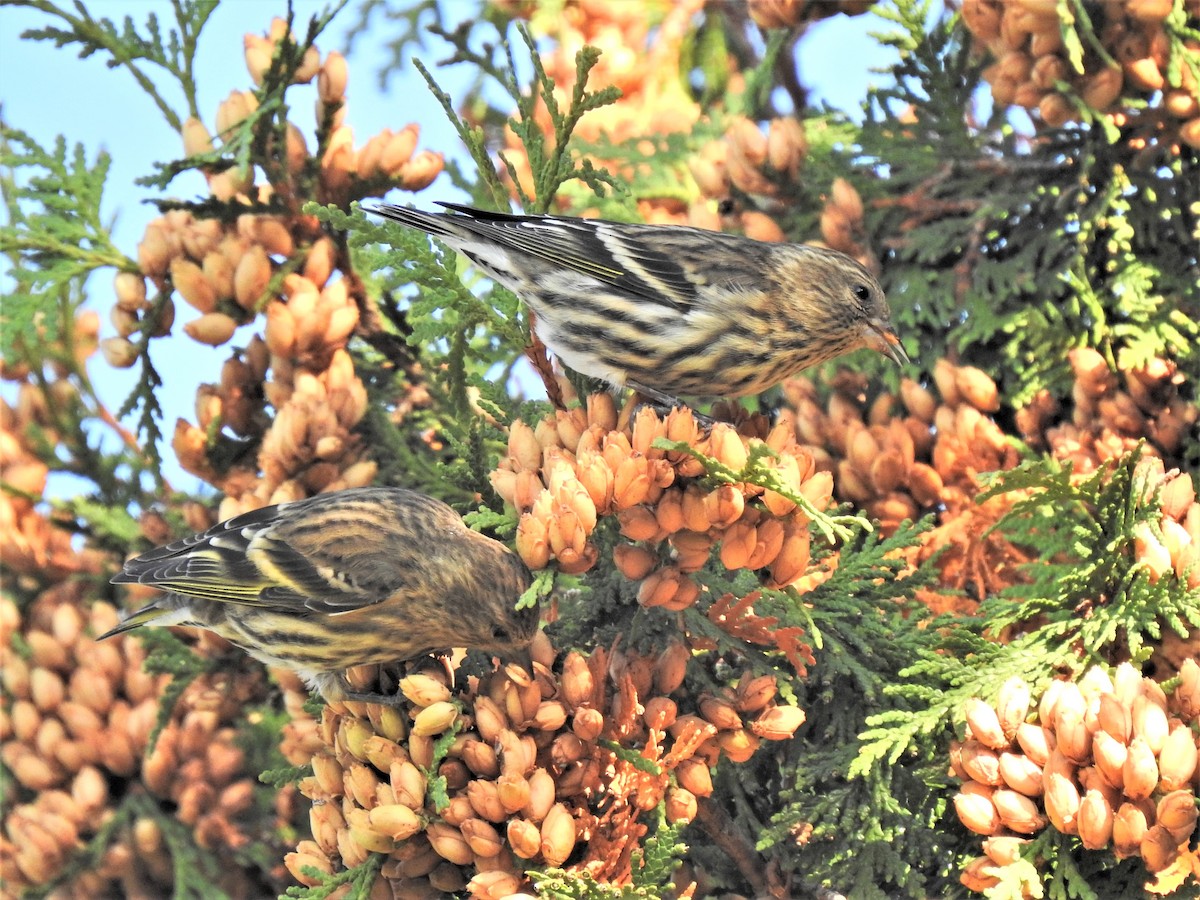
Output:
top-left (499, 644), bottom-right (534, 676)
top-left (870, 322), bottom-right (910, 367)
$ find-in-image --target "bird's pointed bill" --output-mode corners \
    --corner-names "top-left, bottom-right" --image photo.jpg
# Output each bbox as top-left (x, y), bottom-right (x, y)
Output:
top-left (868, 321), bottom-right (909, 367)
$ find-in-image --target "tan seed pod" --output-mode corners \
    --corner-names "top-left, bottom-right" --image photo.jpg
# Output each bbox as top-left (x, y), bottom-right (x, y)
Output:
top-left (995, 678), bottom-right (1031, 741)
top-left (114, 271), bottom-right (148, 312)
top-left (368, 803), bottom-right (423, 841)
top-left (964, 698), bottom-right (1008, 751)
top-left (379, 125), bottom-right (419, 176)
top-left (539, 803), bottom-right (576, 867)
top-left (613, 544), bottom-right (656, 581)
top-left (751, 705), bottom-right (806, 741)
top-left (571, 706), bottom-right (604, 743)
top-left (1140, 823), bottom-right (1180, 873)
top-left (954, 790), bottom-right (1001, 836)
top-left (233, 245), bottom-right (271, 311)
top-left (99, 337), bottom-right (139, 369)
top-left (1044, 771), bottom-right (1081, 834)
top-left (507, 817), bottom-right (542, 860)
top-left (523, 767), bottom-right (556, 823)
top-left (1121, 736), bottom-right (1159, 800)
top-left (532, 700), bottom-right (568, 732)
top-left (767, 527), bottom-right (811, 588)
top-left (391, 759), bottom-right (427, 810)
top-left (1131, 694), bottom-right (1169, 754)
top-left (675, 757), bottom-right (714, 798)
top-left (137, 224), bottom-right (173, 277)
top-left (637, 696), bottom-right (674, 732)
top-left (458, 817), bottom-right (502, 858)
top-left (665, 785), bottom-right (699, 824)
top-left (1112, 801), bottom-right (1149, 858)
top-left (1077, 788), bottom-right (1114, 850)
top-left (29, 667), bottom-right (64, 712)
top-left (466, 780), bottom-right (506, 823)
top-left (1054, 705), bottom-right (1092, 765)
top-left (700, 696), bottom-right (742, 732)
top-left (1156, 789), bottom-right (1199, 843)
top-left (735, 674), bottom-right (778, 714)
top-left (412, 701), bottom-right (459, 737)
top-left (1096, 693), bottom-right (1131, 744)
top-left (654, 641), bottom-right (691, 696)
top-left (472, 696), bottom-right (508, 744)
top-left (992, 788), bottom-right (1047, 835)
top-left (401, 674), bottom-right (452, 708)
top-left (954, 366), bottom-right (1000, 412)
top-left (425, 822), bottom-right (473, 865)
top-left (960, 741), bottom-right (1003, 786)
top-left (1081, 66), bottom-right (1123, 110)
top-left (1158, 725), bottom-right (1198, 792)
top-left (170, 258), bottom-right (217, 314)
top-left (184, 312), bottom-right (237, 347)
top-left (1092, 730), bottom-right (1128, 790)
top-left (460, 740), bottom-right (499, 780)
top-left (560, 652), bottom-right (594, 710)
top-left (497, 773), bottom-right (531, 814)
top-left (998, 751), bottom-right (1043, 796)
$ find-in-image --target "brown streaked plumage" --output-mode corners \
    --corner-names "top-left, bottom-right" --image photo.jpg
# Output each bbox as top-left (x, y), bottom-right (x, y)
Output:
top-left (369, 203), bottom-right (908, 406)
top-left (102, 487), bottom-right (536, 703)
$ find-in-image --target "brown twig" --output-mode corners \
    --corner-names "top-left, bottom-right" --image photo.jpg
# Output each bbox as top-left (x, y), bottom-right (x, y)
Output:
top-left (694, 796), bottom-right (772, 897)
top-left (524, 312), bottom-right (565, 409)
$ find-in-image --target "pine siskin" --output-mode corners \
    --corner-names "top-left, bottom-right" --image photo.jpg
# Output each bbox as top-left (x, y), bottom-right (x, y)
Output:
top-left (370, 203), bottom-right (908, 405)
top-left (102, 487), bottom-right (537, 703)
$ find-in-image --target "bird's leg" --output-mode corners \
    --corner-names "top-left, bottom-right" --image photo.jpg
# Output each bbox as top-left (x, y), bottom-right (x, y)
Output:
top-left (338, 688), bottom-right (407, 706)
top-left (626, 382), bottom-right (715, 428)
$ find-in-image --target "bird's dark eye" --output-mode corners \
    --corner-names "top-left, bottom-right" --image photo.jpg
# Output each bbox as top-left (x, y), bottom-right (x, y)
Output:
top-left (852, 284), bottom-right (871, 303)
top-left (490, 624), bottom-right (510, 641)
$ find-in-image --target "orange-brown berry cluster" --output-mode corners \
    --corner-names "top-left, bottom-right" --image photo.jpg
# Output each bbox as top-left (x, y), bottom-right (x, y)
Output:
top-left (0, 590), bottom-right (278, 896)
top-left (748, 0), bottom-right (874, 30)
top-left (953, 663), bottom-right (1200, 894)
top-left (1018, 348), bottom-right (1198, 477)
top-left (491, 396), bottom-right (830, 604)
top-left (961, 0), bottom-right (1200, 149)
top-left (283, 634), bottom-right (804, 898)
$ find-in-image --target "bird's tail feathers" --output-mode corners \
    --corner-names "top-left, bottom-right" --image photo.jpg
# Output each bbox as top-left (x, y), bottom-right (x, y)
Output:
top-left (95, 604), bottom-right (178, 641)
top-left (370, 204), bottom-right (463, 240)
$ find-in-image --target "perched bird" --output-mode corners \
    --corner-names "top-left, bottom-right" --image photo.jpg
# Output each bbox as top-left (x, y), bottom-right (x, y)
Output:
top-left (101, 487), bottom-right (537, 704)
top-left (370, 202), bottom-right (908, 406)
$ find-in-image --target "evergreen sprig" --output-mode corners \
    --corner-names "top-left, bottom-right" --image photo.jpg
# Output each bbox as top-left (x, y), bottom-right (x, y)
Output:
top-left (529, 819), bottom-right (686, 899)
top-left (415, 20), bottom-right (624, 211)
top-left (651, 436), bottom-right (868, 543)
top-left (0, 125), bottom-right (136, 358)
top-left (281, 853), bottom-right (383, 900)
top-left (978, 450), bottom-right (1200, 658)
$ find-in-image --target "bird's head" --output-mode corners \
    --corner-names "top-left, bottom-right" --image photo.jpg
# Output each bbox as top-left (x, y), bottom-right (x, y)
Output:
top-left (779, 247), bottom-right (909, 368)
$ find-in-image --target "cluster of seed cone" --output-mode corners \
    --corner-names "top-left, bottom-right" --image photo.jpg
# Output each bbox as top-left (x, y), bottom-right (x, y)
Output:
top-left (102, 20), bottom-right (452, 521)
top-left (960, 0), bottom-right (1200, 149)
top-left (1, 312), bottom-right (105, 583)
top-left (491, 394), bottom-right (830, 605)
top-left (817, 177), bottom-right (877, 271)
top-left (1018, 348), bottom-right (1198, 478)
top-left (953, 662), bottom-right (1200, 894)
top-left (151, 204), bottom-right (378, 519)
top-left (780, 361), bottom-right (1024, 607)
top-left (281, 633), bottom-right (804, 898)
top-left (747, 0), bottom-right (873, 29)
top-left (0, 586), bottom-right (282, 896)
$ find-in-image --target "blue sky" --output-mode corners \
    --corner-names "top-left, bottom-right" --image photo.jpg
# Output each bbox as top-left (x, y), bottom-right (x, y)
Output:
top-left (1, 1), bottom-right (899, 494)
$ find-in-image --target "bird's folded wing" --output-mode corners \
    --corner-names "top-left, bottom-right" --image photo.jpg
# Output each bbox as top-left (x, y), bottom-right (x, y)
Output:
top-left (112, 502), bottom-right (392, 615)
